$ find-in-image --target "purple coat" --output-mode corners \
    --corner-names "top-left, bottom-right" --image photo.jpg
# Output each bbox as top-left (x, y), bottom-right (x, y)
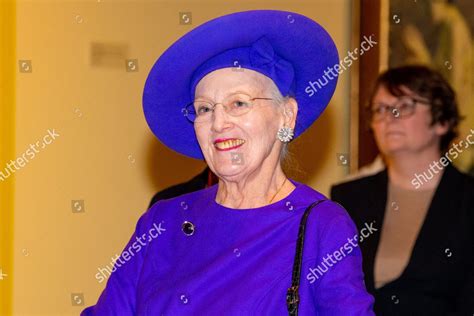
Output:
top-left (82, 178), bottom-right (375, 315)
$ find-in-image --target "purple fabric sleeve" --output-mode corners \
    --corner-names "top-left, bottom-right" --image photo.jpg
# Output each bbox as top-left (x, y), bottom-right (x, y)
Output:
top-left (310, 203), bottom-right (376, 315)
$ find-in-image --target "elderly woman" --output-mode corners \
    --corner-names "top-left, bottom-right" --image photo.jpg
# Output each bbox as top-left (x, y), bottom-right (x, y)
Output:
top-left (82, 10), bottom-right (375, 315)
top-left (331, 65), bottom-right (474, 315)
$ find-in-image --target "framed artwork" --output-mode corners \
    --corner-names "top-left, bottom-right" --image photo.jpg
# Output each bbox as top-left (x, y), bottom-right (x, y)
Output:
top-left (356, 0), bottom-right (474, 175)
top-left (388, 0), bottom-right (474, 174)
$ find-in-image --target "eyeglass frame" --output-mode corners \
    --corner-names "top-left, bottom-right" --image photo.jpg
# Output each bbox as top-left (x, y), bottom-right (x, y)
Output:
top-left (367, 96), bottom-right (431, 122)
top-left (181, 93), bottom-right (275, 123)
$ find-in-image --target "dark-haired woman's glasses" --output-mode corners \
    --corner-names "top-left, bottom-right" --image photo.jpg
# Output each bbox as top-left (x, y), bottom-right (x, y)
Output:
top-left (368, 96), bottom-right (430, 122)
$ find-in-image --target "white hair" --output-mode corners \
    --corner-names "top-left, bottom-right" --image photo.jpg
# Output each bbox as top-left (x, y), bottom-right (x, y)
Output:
top-left (254, 72), bottom-right (302, 175)
top-left (266, 81), bottom-right (294, 164)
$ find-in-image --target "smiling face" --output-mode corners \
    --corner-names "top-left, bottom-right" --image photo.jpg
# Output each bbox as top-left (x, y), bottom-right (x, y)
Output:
top-left (193, 68), bottom-right (297, 181)
top-left (370, 84), bottom-right (448, 157)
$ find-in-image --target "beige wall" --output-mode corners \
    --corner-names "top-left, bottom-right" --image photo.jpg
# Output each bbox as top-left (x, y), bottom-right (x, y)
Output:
top-left (13, 0), bottom-right (352, 314)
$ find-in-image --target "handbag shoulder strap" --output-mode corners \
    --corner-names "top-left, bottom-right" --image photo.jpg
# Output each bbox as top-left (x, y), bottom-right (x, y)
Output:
top-left (286, 199), bottom-right (328, 316)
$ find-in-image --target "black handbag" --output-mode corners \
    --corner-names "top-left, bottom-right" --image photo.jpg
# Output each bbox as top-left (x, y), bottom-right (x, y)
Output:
top-left (286, 199), bottom-right (327, 316)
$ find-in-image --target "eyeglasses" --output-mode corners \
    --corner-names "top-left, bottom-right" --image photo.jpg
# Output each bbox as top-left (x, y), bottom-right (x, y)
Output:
top-left (367, 96), bottom-right (430, 122)
top-left (181, 93), bottom-right (274, 123)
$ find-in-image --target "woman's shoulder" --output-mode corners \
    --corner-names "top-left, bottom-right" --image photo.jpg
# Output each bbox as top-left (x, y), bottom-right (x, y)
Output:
top-left (298, 185), bottom-right (360, 253)
top-left (331, 169), bottom-right (386, 196)
top-left (149, 184), bottom-right (215, 208)
top-left (296, 181), bottom-right (354, 225)
top-left (144, 185), bottom-right (217, 220)
top-left (448, 163), bottom-right (474, 188)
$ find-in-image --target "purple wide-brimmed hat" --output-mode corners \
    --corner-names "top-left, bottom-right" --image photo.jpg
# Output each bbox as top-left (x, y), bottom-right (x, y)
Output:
top-left (143, 10), bottom-right (339, 160)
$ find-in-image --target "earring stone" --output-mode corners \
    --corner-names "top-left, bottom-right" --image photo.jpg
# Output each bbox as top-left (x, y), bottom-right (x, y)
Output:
top-left (277, 126), bottom-right (294, 143)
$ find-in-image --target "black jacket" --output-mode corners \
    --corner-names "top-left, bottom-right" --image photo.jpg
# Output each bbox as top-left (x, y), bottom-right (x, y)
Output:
top-left (331, 164), bottom-right (474, 315)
